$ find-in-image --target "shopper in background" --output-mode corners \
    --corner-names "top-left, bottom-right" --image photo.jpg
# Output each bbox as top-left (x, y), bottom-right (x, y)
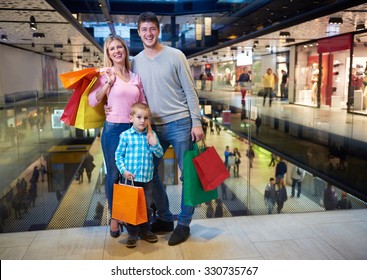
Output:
top-left (337, 191), bottom-right (352, 209)
top-left (236, 67), bottom-right (251, 100)
top-left (323, 183), bottom-right (338, 211)
top-left (290, 165), bottom-right (305, 198)
top-left (264, 177), bottom-right (277, 214)
top-left (262, 68), bottom-right (276, 107)
top-left (276, 178), bottom-right (288, 214)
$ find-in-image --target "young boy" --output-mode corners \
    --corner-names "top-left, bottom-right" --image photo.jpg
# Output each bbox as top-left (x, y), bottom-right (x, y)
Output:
top-left (115, 102), bottom-right (164, 248)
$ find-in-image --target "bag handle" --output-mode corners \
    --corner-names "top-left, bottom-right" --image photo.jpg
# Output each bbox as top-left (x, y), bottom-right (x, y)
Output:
top-left (193, 140), bottom-right (206, 154)
top-left (119, 177), bottom-right (134, 186)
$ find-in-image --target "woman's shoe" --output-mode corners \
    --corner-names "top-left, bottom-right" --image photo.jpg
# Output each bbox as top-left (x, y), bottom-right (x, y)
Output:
top-left (109, 219), bottom-right (121, 238)
top-left (110, 228), bottom-right (121, 238)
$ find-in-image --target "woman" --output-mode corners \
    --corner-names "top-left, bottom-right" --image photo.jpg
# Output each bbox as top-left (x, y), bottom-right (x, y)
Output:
top-left (88, 35), bottom-right (147, 238)
top-left (232, 147), bottom-right (241, 178)
top-left (276, 178), bottom-right (288, 214)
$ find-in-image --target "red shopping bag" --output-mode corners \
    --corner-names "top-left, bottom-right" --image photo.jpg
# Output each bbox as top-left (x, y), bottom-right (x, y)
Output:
top-left (193, 145), bottom-right (230, 191)
top-left (60, 78), bottom-right (92, 126)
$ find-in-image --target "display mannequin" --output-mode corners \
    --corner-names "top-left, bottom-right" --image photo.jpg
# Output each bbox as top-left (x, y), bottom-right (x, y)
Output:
top-left (311, 63), bottom-right (319, 104)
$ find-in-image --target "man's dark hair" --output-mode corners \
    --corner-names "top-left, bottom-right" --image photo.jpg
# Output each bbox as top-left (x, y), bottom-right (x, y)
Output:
top-left (137, 11), bottom-right (159, 30)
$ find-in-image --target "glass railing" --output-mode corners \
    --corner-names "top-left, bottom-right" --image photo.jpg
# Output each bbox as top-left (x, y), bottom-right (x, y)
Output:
top-left (1, 90), bottom-right (366, 234)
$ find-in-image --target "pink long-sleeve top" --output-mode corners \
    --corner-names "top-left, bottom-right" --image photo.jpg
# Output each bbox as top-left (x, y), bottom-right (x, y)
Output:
top-left (88, 70), bottom-right (146, 123)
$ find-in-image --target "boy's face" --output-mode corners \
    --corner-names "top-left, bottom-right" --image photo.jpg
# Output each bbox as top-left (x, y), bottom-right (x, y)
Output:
top-left (129, 108), bottom-right (150, 132)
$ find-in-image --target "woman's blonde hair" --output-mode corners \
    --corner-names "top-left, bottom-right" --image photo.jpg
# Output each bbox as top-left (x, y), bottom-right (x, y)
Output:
top-left (103, 35), bottom-right (130, 70)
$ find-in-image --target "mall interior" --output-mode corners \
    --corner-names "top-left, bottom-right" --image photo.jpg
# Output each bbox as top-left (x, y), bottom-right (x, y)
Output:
top-left (1, 0), bottom-right (367, 260)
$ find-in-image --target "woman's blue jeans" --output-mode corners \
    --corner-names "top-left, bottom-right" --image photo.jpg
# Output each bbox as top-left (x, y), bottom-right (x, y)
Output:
top-left (152, 117), bottom-right (194, 227)
top-left (101, 121), bottom-right (130, 214)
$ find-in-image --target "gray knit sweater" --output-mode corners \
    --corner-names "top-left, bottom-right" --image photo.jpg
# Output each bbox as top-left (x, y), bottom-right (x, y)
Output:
top-left (132, 46), bottom-right (201, 127)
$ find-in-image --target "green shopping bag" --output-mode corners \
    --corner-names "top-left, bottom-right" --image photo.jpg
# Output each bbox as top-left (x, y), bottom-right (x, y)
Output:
top-left (183, 142), bottom-right (218, 206)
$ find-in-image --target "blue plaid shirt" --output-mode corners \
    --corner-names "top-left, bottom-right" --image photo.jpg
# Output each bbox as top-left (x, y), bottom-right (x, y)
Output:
top-left (115, 126), bottom-right (164, 182)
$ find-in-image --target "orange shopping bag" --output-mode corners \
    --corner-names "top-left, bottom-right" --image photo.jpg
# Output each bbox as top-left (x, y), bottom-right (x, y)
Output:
top-left (112, 182), bottom-right (148, 226)
top-left (60, 67), bottom-right (98, 89)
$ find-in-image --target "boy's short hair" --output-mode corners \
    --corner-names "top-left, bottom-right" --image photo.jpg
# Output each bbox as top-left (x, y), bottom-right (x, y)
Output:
top-left (130, 102), bottom-right (151, 117)
top-left (137, 11), bottom-right (159, 30)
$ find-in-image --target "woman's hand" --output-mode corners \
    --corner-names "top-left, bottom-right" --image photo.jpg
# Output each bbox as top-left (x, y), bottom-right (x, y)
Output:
top-left (104, 104), bottom-right (112, 115)
top-left (104, 67), bottom-right (116, 85)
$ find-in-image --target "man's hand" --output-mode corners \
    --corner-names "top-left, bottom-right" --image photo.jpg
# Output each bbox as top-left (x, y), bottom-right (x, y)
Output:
top-left (191, 126), bottom-right (205, 142)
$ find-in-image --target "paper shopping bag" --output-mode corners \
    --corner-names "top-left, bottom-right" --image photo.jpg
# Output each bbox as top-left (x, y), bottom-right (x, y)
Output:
top-left (112, 183), bottom-right (148, 225)
top-left (74, 76), bottom-right (106, 129)
top-left (60, 67), bottom-right (98, 89)
top-left (60, 78), bottom-right (92, 126)
top-left (193, 146), bottom-right (230, 191)
top-left (183, 143), bottom-right (218, 206)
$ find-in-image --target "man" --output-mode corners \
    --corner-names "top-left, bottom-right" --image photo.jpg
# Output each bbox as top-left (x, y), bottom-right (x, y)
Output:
top-left (280, 69), bottom-right (289, 100)
top-left (132, 12), bottom-right (205, 246)
top-left (290, 165), bottom-right (305, 198)
top-left (337, 191), bottom-right (352, 209)
top-left (262, 68), bottom-right (276, 107)
top-left (275, 157), bottom-right (287, 183)
top-left (236, 67), bottom-right (251, 100)
top-left (264, 178), bottom-right (276, 214)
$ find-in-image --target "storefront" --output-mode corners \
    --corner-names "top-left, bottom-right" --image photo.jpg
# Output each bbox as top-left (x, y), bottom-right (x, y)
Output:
top-left (294, 33), bottom-right (367, 114)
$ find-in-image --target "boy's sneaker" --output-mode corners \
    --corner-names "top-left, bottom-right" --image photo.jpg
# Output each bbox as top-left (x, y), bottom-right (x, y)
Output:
top-left (139, 231), bottom-right (158, 243)
top-left (168, 225), bottom-right (190, 246)
top-left (126, 235), bottom-right (138, 248)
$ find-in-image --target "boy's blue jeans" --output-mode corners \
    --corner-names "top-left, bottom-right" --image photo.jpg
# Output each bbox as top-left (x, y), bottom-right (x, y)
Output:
top-left (152, 117), bottom-right (195, 227)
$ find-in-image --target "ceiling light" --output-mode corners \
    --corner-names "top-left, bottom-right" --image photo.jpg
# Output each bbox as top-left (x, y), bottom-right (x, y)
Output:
top-left (31, 42), bottom-right (35, 47)
top-left (67, 38), bottom-right (71, 45)
top-left (254, 40), bottom-right (259, 45)
top-left (33, 33), bottom-right (45, 38)
top-left (356, 23), bottom-right (365, 31)
top-left (279, 31), bottom-right (290, 37)
top-left (1, 34), bottom-right (8, 41)
top-left (265, 45), bottom-right (270, 49)
top-left (329, 17), bottom-right (343, 24)
top-left (30, 16), bottom-right (37, 31)
top-left (54, 43), bottom-right (63, 48)
top-left (286, 38), bottom-right (295, 43)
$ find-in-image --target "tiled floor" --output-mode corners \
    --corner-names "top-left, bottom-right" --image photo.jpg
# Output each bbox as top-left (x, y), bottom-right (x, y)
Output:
top-left (1, 208), bottom-right (367, 260)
